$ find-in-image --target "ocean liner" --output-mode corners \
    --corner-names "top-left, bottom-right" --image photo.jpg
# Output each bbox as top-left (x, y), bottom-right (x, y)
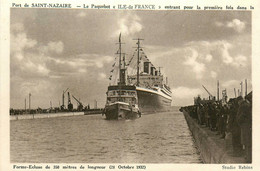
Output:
top-left (104, 35), bottom-right (172, 119)
top-left (127, 38), bottom-right (172, 113)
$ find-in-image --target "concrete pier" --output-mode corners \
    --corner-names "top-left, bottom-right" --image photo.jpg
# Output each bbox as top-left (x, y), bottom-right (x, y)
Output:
top-left (183, 111), bottom-right (246, 163)
top-left (10, 112), bottom-right (84, 121)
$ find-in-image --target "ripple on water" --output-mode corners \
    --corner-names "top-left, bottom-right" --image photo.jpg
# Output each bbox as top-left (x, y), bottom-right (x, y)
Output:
top-left (10, 111), bottom-right (201, 163)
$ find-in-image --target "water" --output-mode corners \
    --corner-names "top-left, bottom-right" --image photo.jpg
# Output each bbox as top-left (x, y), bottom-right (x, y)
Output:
top-left (10, 109), bottom-right (202, 163)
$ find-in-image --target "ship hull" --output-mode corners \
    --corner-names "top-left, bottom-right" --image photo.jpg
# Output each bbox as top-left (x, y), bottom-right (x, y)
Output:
top-left (136, 87), bottom-right (172, 114)
top-left (104, 102), bottom-right (140, 120)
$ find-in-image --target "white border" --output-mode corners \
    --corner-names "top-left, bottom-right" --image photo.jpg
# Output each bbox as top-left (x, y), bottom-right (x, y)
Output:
top-left (1, 0), bottom-right (260, 170)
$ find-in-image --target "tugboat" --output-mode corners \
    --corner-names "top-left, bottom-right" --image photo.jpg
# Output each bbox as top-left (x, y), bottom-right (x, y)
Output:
top-left (103, 34), bottom-right (141, 120)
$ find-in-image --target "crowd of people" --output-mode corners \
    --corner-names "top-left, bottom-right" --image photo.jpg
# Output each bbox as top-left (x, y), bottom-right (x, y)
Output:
top-left (180, 91), bottom-right (252, 163)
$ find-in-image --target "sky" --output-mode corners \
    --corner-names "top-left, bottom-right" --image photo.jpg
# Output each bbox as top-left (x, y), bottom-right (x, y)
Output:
top-left (10, 9), bottom-right (252, 109)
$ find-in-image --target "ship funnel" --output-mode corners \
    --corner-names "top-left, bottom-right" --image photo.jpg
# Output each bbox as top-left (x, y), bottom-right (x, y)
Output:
top-left (144, 62), bottom-right (151, 74)
top-left (151, 66), bottom-right (155, 75)
top-left (155, 70), bottom-right (158, 76)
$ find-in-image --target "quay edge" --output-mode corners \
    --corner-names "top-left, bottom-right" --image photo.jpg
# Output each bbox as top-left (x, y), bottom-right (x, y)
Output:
top-left (10, 112), bottom-right (85, 120)
top-left (182, 110), bottom-right (246, 163)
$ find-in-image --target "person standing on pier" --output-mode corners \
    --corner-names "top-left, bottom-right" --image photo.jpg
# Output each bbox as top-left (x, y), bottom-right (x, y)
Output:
top-left (227, 97), bottom-right (243, 156)
top-left (210, 102), bottom-right (217, 131)
top-left (191, 105), bottom-right (198, 120)
top-left (237, 92), bottom-right (252, 163)
top-left (216, 102), bottom-right (222, 134)
top-left (197, 104), bottom-right (204, 125)
top-left (221, 104), bottom-right (229, 139)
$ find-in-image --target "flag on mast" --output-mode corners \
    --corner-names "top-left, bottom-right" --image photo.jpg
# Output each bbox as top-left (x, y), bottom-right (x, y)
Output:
top-left (119, 33), bottom-right (121, 42)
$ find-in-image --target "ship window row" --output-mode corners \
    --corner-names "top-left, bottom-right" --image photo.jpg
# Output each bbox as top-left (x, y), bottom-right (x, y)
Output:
top-left (108, 90), bottom-right (136, 96)
top-left (141, 77), bottom-right (160, 80)
top-left (128, 77), bottom-right (161, 80)
top-left (107, 97), bottom-right (136, 104)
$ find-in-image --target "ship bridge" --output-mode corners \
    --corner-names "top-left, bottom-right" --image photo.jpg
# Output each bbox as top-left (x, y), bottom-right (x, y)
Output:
top-left (106, 85), bottom-right (138, 105)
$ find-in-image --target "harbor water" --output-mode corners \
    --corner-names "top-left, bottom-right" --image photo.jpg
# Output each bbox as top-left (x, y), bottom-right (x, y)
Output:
top-left (10, 107), bottom-right (202, 163)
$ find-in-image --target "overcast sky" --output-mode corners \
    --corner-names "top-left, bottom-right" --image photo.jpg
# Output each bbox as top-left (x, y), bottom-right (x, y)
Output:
top-left (10, 9), bottom-right (252, 109)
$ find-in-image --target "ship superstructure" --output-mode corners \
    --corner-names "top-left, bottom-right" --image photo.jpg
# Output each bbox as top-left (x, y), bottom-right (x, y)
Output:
top-left (127, 39), bottom-right (172, 113)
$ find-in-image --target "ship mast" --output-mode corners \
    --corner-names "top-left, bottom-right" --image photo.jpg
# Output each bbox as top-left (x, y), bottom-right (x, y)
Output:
top-left (134, 38), bottom-right (144, 86)
top-left (117, 33), bottom-right (126, 85)
top-left (137, 39), bottom-right (140, 86)
top-left (123, 53), bottom-right (126, 69)
top-left (119, 33), bottom-right (122, 83)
